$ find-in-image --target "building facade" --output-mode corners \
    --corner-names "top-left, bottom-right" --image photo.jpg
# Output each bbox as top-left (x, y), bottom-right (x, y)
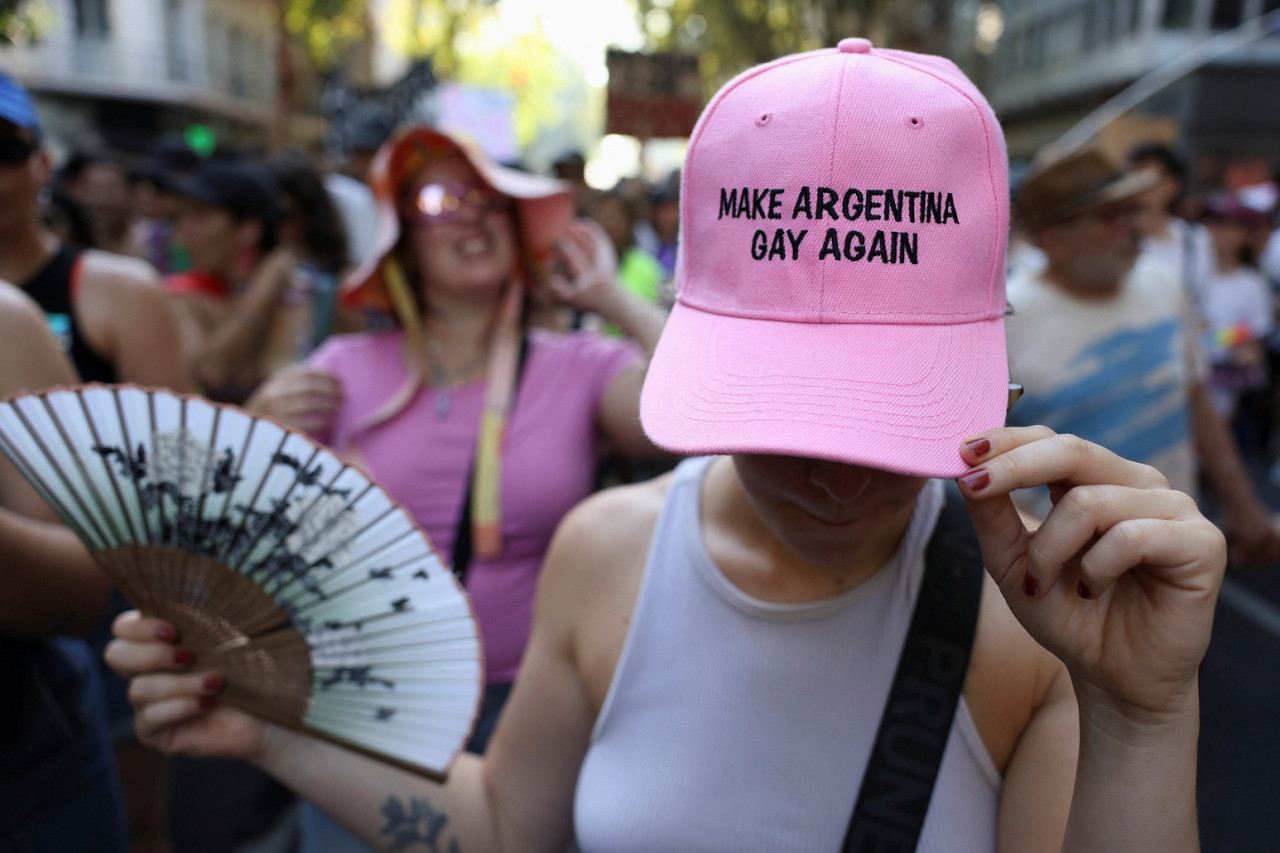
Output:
top-left (0, 0), bottom-right (299, 154)
top-left (953, 0), bottom-right (1280, 187)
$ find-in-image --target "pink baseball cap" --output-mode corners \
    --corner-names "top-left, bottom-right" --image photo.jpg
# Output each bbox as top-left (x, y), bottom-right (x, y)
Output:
top-left (640, 39), bottom-right (1010, 478)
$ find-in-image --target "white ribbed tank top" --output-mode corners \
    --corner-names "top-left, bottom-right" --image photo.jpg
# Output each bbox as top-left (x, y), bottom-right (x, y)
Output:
top-left (574, 457), bottom-right (1000, 852)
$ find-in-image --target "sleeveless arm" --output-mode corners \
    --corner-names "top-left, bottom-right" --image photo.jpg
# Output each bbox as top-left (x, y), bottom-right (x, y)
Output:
top-left (546, 329), bottom-right (665, 460)
top-left (0, 508), bottom-right (110, 636)
top-left (995, 666), bottom-right (1078, 851)
top-left (181, 250), bottom-right (296, 397)
top-left (0, 283), bottom-right (110, 635)
top-left (0, 282), bottom-right (78, 518)
top-left (77, 252), bottom-right (193, 391)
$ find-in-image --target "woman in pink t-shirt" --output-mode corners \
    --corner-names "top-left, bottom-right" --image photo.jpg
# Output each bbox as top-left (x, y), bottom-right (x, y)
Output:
top-left (248, 128), bottom-right (667, 758)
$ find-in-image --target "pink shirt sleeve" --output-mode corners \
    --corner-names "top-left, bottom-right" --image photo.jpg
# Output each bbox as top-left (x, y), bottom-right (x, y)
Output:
top-left (293, 328), bottom-right (643, 685)
top-left (533, 328), bottom-right (643, 404)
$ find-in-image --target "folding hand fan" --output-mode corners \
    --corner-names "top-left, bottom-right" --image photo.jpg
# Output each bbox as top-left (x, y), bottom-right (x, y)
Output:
top-left (0, 384), bottom-right (482, 780)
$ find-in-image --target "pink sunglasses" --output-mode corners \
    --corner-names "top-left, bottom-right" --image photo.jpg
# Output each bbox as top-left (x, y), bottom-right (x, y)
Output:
top-left (400, 181), bottom-right (513, 226)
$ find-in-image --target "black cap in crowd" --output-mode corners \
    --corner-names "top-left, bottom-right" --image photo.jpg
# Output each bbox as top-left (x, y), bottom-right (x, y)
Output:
top-left (171, 159), bottom-right (281, 225)
top-left (132, 136), bottom-right (201, 191)
top-left (343, 102), bottom-right (397, 153)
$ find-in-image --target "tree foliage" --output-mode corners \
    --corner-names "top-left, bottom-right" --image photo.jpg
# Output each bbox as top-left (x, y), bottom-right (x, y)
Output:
top-left (285, 0), bottom-right (374, 69)
top-left (451, 25), bottom-right (569, 151)
top-left (0, 0), bottom-right (54, 47)
top-left (284, 0), bottom-right (502, 75)
top-left (632, 0), bottom-right (944, 93)
top-left (377, 0), bottom-right (501, 76)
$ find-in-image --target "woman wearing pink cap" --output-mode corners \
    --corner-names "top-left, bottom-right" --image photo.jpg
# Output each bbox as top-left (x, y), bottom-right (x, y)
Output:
top-left (110, 48), bottom-right (1216, 852)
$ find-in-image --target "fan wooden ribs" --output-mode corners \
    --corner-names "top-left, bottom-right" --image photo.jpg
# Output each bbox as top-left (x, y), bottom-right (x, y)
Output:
top-left (93, 545), bottom-right (313, 724)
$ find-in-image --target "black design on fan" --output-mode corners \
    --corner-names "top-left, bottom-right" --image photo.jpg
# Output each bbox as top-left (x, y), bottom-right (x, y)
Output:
top-left (88, 436), bottom-right (358, 599)
top-left (93, 442), bottom-right (148, 479)
top-left (320, 666), bottom-right (396, 690)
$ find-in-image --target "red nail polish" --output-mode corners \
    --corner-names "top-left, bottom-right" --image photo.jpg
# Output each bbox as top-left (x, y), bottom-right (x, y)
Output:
top-left (1023, 574), bottom-right (1039, 597)
top-left (154, 625), bottom-right (176, 642)
top-left (959, 468), bottom-right (990, 492)
top-left (203, 674), bottom-right (224, 693)
top-left (964, 437), bottom-right (991, 459)
top-left (173, 649), bottom-right (193, 667)
top-left (1077, 581), bottom-right (1093, 599)
top-left (197, 695), bottom-right (216, 710)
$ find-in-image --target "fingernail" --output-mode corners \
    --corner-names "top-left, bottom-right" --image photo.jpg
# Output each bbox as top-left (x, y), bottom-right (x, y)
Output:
top-left (173, 649), bottom-right (193, 667)
top-left (959, 468), bottom-right (991, 492)
top-left (1023, 574), bottom-right (1039, 597)
top-left (964, 437), bottom-right (991, 459)
top-left (1077, 581), bottom-right (1093, 599)
top-left (154, 625), bottom-right (176, 642)
top-left (203, 674), bottom-right (224, 693)
top-left (197, 695), bottom-right (216, 710)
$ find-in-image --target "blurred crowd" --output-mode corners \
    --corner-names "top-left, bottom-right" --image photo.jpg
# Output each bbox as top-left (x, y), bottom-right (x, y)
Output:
top-left (1000, 139), bottom-right (1280, 572)
top-left (1009, 141), bottom-right (1280, 483)
top-left (8, 99), bottom-right (684, 410)
top-left (2, 49), bottom-right (1279, 852)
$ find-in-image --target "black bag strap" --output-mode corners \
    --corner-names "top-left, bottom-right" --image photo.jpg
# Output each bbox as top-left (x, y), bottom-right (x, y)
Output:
top-left (450, 334), bottom-right (531, 585)
top-left (842, 483), bottom-right (986, 853)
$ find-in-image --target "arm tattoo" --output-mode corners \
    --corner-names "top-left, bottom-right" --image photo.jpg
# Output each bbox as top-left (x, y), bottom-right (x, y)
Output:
top-left (378, 794), bottom-right (462, 853)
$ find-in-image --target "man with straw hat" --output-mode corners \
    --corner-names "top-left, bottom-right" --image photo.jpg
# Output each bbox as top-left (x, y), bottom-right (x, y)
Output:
top-left (1008, 147), bottom-right (1280, 563)
top-left (110, 41), bottom-right (1219, 852)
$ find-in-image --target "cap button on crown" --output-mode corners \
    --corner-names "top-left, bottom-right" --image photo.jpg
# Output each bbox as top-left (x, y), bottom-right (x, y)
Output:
top-left (838, 38), bottom-right (872, 54)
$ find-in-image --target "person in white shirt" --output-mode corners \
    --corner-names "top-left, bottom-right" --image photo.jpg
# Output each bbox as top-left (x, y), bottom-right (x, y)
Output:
top-left (1128, 142), bottom-right (1216, 320)
top-left (1198, 194), bottom-right (1274, 425)
top-left (1009, 147), bottom-right (1280, 564)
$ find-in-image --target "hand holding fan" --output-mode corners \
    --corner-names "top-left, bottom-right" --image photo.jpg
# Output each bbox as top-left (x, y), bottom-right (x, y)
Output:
top-left (0, 385), bottom-right (482, 779)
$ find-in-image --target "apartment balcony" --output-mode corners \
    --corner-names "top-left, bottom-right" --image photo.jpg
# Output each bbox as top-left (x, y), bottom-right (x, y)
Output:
top-left (978, 0), bottom-right (1280, 118)
top-left (1, 12), bottom-right (276, 127)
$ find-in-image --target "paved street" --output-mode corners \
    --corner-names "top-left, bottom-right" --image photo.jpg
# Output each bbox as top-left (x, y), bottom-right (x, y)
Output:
top-left (1199, 572), bottom-right (1280, 850)
top-left (1196, 465), bottom-right (1280, 851)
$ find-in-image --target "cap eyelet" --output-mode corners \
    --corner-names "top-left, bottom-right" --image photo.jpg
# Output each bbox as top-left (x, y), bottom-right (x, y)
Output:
top-left (906, 115), bottom-right (924, 129)
top-left (755, 113), bottom-right (773, 127)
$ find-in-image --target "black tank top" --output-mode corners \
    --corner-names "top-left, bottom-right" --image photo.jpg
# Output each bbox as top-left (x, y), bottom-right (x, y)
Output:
top-left (20, 245), bottom-right (118, 384)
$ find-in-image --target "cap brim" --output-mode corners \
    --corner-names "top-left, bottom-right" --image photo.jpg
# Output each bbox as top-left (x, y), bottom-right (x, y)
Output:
top-left (640, 302), bottom-right (1009, 478)
top-left (1085, 167), bottom-right (1160, 209)
top-left (168, 175), bottom-right (221, 208)
top-left (132, 161), bottom-right (178, 191)
top-left (1030, 167), bottom-right (1161, 230)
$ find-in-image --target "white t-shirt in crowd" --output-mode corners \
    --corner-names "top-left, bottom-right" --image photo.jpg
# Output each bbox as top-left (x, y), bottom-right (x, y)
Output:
top-left (1201, 266), bottom-right (1273, 361)
top-left (1005, 256), bottom-right (1201, 518)
top-left (1261, 228), bottom-right (1280, 284)
top-left (323, 173), bottom-right (378, 268)
top-left (1139, 217), bottom-right (1215, 313)
top-left (1199, 265), bottom-right (1273, 416)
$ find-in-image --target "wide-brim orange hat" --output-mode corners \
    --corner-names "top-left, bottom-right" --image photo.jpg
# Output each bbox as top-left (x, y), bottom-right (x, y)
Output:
top-left (342, 126), bottom-right (575, 312)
